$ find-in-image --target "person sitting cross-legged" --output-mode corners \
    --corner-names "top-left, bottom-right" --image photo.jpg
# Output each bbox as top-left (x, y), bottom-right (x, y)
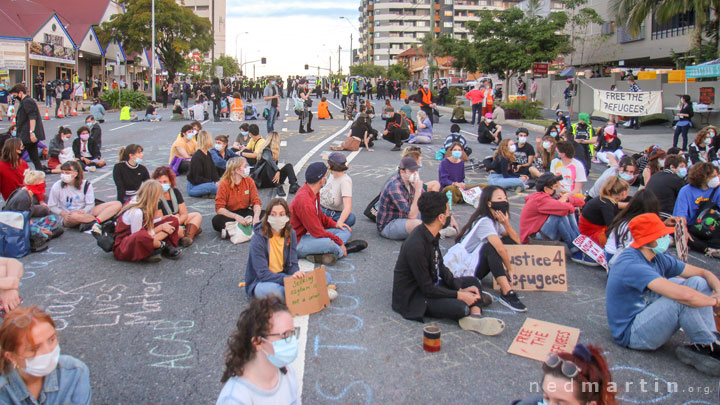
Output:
top-left (606, 213), bottom-right (720, 376)
top-left (391, 191), bottom-right (504, 335)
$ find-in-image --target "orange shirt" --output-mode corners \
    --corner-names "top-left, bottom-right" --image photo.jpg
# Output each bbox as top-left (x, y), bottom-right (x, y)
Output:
top-left (215, 176), bottom-right (262, 212)
top-left (318, 101), bottom-right (330, 119)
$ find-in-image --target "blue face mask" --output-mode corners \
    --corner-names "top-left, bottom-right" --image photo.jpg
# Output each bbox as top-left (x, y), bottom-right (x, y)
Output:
top-left (618, 172), bottom-right (633, 182)
top-left (677, 167), bottom-right (687, 178)
top-left (134, 157), bottom-right (143, 165)
top-left (651, 234), bottom-right (671, 254)
top-left (550, 131), bottom-right (558, 138)
top-left (262, 335), bottom-right (298, 368)
top-left (451, 150), bottom-right (462, 160)
top-left (161, 184), bottom-right (171, 193)
top-left (11, 130), bottom-right (16, 137)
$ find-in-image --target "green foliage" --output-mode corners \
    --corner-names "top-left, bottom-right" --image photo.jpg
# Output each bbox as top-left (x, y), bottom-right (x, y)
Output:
top-left (387, 63), bottom-right (410, 80)
top-left (101, 89), bottom-right (150, 110)
top-left (212, 55), bottom-right (240, 78)
top-left (349, 63), bottom-right (387, 78)
top-left (446, 87), bottom-right (463, 105)
top-left (498, 100), bottom-right (544, 119)
top-left (98, 0), bottom-right (213, 82)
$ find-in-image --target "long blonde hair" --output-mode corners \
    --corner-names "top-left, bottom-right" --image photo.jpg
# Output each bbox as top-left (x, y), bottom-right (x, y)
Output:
top-left (196, 130), bottom-right (213, 151)
top-left (119, 180), bottom-right (163, 232)
top-left (220, 157), bottom-right (247, 187)
top-left (494, 139), bottom-right (515, 162)
top-left (258, 132), bottom-right (281, 162)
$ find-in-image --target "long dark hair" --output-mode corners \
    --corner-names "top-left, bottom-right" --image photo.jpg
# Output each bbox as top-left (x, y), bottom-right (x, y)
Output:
top-left (1, 138), bottom-right (22, 169)
top-left (220, 298), bottom-right (290, 383)
top-left (455, 185), bottom-right (506, 243)
top-left (55, 125), bottom-right (72, 143)
top-left (606, 189), bottom-right (659, 238)
top-left (260, 198), bottom-right (292, 239)
top-left (60, 161), bottom-right (84, 189)
top-left (118, 144), bottom-right (143, 163)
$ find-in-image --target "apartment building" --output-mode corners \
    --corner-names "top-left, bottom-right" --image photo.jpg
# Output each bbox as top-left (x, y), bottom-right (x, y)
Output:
top-left (359, 0), bottom-right (520, 68)
top-left (179, 0), bottom-right (226, 61)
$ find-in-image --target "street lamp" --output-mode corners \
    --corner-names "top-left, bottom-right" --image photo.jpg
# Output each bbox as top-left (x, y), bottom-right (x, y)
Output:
top-left (235, 31), bottom-right (249, 70)
top-left (339, 16), bottom-right (357, 66)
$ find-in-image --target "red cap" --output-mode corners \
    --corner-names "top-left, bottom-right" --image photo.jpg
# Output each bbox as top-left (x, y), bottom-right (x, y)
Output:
top-left (629, 213), bottom-right (675, 248)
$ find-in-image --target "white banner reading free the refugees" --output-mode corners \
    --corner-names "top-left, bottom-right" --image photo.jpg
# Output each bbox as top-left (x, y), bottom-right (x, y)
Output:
top-left (593, 89), bottom-right (663, 117)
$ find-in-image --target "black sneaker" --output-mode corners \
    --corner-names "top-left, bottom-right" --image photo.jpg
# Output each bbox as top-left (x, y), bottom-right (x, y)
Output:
top-left (288, 183), bottom-right (300, 194)
top-left (391, 145), bottom-right (402, 151)
top-left (676, 343), bottom-right (720, 376)
top-left (276, 186), bottom-right (286, 197)
top-left (78, 221), bottom-right (98, 232)
top-left (498, 290), bottom-right (527, 312)
top-left (144, 249), bottom-right (162, 263)
top-left (161, 244), bottom-right (182, 260)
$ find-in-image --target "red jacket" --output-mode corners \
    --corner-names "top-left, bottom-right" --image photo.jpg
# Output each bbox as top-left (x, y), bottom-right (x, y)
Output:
top-left (465, 88), bottom-right (483, 105)
top-left (519, 191), bottom-right (583, 244)
top-left (0, 160), bottom-right (29, 200)
top-left (289, 184), bottom-right (342, 245)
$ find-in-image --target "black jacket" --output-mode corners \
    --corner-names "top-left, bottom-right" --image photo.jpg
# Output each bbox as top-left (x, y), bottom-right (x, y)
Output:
top-left (72, 138), bottom-right (102, 160)
top-left (645, 170), bottom-right (686, 215)
top-left (16, 95), bottom-right (45, 143)
top-left (187, 150), bottom-right (219, 186)
top-left (89, 123), bottom-right (102, 146)
top-left (392, 225), bottom-right (461, 322)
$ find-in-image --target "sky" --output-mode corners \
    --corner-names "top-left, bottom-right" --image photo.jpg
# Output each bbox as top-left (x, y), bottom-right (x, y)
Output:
top-left (225, 0), bottom-right (361, 79)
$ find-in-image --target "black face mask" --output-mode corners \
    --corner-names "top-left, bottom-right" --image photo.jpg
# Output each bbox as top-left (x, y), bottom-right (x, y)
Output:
top-left (490, 201), bottom-right (509, 214)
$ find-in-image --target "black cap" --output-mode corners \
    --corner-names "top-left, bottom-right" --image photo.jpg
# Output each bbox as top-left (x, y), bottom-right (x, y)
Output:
top-left (399, 157), bottom-right (420, 171)
top-left (536, 172), bottom-right (563, 192)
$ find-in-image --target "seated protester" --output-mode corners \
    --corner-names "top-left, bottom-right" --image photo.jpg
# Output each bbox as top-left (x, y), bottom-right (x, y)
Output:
top-left (244, 99), bottom-right (258, 120)
top-left (587, 155), bottom-right (637, 200)
top-left (673, 162), bottom-right (720, 257)
top-left (534, 135), bottom-right (557, 175)
top-left (709, 126), bottom-right (720, 167)
top-left (112, 180), bottom-right (181, 262)
top-left (216, 298), bottom-right (300, 405)
top-left (565, 130), bottom-right (591, 176)
top-left (187, 130), bottom-right (220, 197)
top-left (487, 139), bottom-right (528, 192)
top-left (239, 124), bottom-right (264, 166)
top-left (477, 113), bottom-right (501, 144)
top-left (443, 124), bottom-right (471, 156)
top-left (290, 162), bottom-right (367, 265)
top-left (513, 127), bottom-right (541, 178)
top-left (518, 173), bottom-right (595, 266)
top-left (579, 176), bottom-right (629, 247)
top-left (171, 99), bottom-right (185, 121)
top-left (438, 143), bottom-right (477, 205)
top-left (641, 148), bottom-right (665, 186)
top-left (344, 93), bottom-right (357, 120)
top-left (381, 111), bottom-right (410, 151)
top-left (0, 306), bottom-right (91, 405)
top-left (595, 121), bottom-right (623, 165)
top-left (392, 191), bottom-right (504, 335)
top-left (330, 115), bottom-right (373, 152)
top-left (0, 125), bottom-right (15, 151)
top-left (381, 100), bottom-right (394, 117)
top-left (688, 128), bottom-right (712, 165)
top-left (212, 157), bottom-right (262, 233)
top-left (399, 97), bottom-right (412, 118)
top-left (556, 111), bottom-right (570, 139)
top-left (571, 113), bottom-right (595, 166)
top-left (445, 186), bottom-right (528, 312)
top-left (72, 126), bottom-right (105, 171)
top-left (48, 160), bottom-right (122, 231)
top-left (645, 154), bottom-right (687, 217)
top-left (209, 134), bottom-right (239, 176)
top-left (634, 144), bottom-right (658, 178)
top-left (189, 99), bottom-right (205, 121)
top-left (252, 132), bottom-right (300, 196)
top-left (89, 98), bottom-right (106, 123)
top-left (245, 199), bottom-right (304, 299)
top-left (113, 144), bottom-right (149, 203)
top-left (144, 101), bottom-right (162, 122)
top-left (119, 104), bottom-right (138, 122)
top-left (152, 166), bottom-right (203, 247)
top-left (169, 124), bottom-right (198, 175)
top-left (450, 100), bottom-right (467, 123)
top-left (47, 126), bottom-right (72, 173)
top-left (376, 157), bottom-right (424, 240)
top-left (85, 115), bottom-right (102, 149)
top-left (407, 110), bottom-right (432, 144)
top-left (317, 97), bottom-right (332, 119)
top-left (544, 123), bottom-right (561, 141)
top-left (0, 139), bottom-right (29, 200)
top-left (319, 152), bottom-right (356, 227)
top-left (512, 343), bottom-right (616, 405)
top-left (550, 141), bottom-right (587, 196)
top-left (0, 258), bottom-right (22, 313)
top-left (229, 93), bottom-right (244, 122)
top-left (606, 213), bottom-right (720, 376)
top-left (233, 123), bottom-right (251, 151)
top-left (402, 147), bottom-right (441, 192)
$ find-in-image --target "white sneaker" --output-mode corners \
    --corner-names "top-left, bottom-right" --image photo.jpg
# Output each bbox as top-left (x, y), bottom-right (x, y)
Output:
top-left (439, 226), bottom-right (457, 239)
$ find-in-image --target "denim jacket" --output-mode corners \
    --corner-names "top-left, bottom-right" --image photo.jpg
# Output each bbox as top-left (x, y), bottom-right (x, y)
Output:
top-left (0, 355), bottom-right (91, 405)
top-left (245, 223), bottom-right (299, 297)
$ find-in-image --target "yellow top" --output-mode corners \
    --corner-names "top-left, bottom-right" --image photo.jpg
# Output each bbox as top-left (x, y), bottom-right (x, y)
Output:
top-left (247, 137), bottom-right (265, 154)
top-left (268, 235), bottom-right (285, 273)
top-left (169, 137), bottom-right (198, 163)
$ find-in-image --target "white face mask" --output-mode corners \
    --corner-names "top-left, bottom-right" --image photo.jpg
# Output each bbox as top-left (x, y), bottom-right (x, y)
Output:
top-left (267, 215), bottom-right (290, 232)
top-left (709, 176), bottom-right (720, 189)
top-left (60, 174), bottom-right (74, 184)
top-left (214, 143), bottom-right (224, 151)
top-left (242, 166), bottom-right (251, 177)
top-left (542, 141), bottom-right (552, 150)
top-left (408, 173), bottom-right (417, 183)
top-left (23, 344), bottom-right (60, 377)
top-left (486, 119), bottom-right (493, 123)
top-left (518, 136), bottom-right (527, 144)
top-left (508, 144), bottom-right (517, 153)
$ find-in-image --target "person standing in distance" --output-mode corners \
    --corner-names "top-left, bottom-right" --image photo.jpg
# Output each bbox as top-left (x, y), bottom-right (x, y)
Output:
top-left (263, 77), bottom-right (281, 133)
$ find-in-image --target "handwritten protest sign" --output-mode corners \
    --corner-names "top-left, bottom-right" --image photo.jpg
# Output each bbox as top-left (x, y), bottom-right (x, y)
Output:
top-left (492, 245), bottom-right (567, 292)
top-left (284, 266), bottom-right (330, 316)
top-left (573, 235), bottom-right (607, 270)
top-left (508, 318), bottom-right (581, 362)
top-left (461, 186), bottom-right (482, 208)
top-left (593, 89), bottom-right (662, 117)
top-left (675, 217), bottom-right (689, 263)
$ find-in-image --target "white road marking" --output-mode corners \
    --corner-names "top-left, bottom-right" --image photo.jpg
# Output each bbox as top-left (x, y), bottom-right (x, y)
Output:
top-left (109, 123), bottom-right (136, 131)
top-left (89, 169), bottom-right (114, 184)
top-left (326, 99), bottom-right (343, 111)
top-left (460, 129), bottom-right (476, 138)
top-left (201, 119), bottom-right (209, 125)
top-left (291, 259), bottom-right (315, 403)
top-left (285, 98), bottom-right (290, 112)
top-left (294, 120), bottom-right (352, 174)
top-left (280, 141), bottom-right (287, 147)
top-left (282, 128), bottom-right (288, 132)
top-left (283, 119), bottom-right (288, 123)
top-left (346, 150), bottom-right (361, 163)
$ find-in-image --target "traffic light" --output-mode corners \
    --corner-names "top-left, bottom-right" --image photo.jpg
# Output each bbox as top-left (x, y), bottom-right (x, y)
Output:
top-left (261, 57), bottom-right (266, 64)
top-left (305, 64), bottom-right (309, 70)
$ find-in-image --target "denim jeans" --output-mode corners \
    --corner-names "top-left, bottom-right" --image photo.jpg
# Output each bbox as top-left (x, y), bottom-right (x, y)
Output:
top-left (252, 282), bottom-right (285, 300)
top-left (320, 207), bottom-right (356, 227)
top-left (187, 182), bottom-right (218, 197)
top-left (296, 228), bottom-right (351, 258)
top-left (144, 114), bottom-right (162, 121)
top-left (488, 173), bottom-right (525, 190)
top-left (471, 103), bottom-right (480, 125)
top-left (182, 93), bottom-right (188, 108)
top-left (628, 276), bottom-right (717, 350)
top-left (266, 106), bottom-right (278, 133)
top-left (539, 214), bottom-right (580, 252)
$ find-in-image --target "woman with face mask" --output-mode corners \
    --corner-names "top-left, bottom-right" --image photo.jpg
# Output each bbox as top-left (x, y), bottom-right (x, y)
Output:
top-left (112, 144), bottom-right (150, 203)
top-left (407, 110), bottom-right (432, 144)
top-left (673, 162), bottom-right (720, 257)
top-left (0, 306), bottom-right (91, 405)
top-left (151, 166), bottom-right (203, 247)
top-left (212, 157), bottom-right (263, 233)
top-left (244, 198), bottom-right (308, 299)
top-left (169, 124), bottom-right (198, 175)
top-left (688, 127), bottom-right (714, 166)
top-left (579, 176), bottom-right (629, 247)
top-left (187, 130), bottom-right (220, 197)
top-left (438, 142), bottom-right (479, 205)
top-left (47, 126), bottom-right (72, 173)
top-left (535, 135), bottom-right (557, 173)
top-left (71, 126), bottom-right (105, 171)
top-left (217, 298), bottom-right (300, 404)
top-left (445, 186), bottom-right (527, 312)
top-left (0, 124), bottom-right (17, 152)
top-left (209, 134), bottom-right (239, 176)
top-left (0, 138), bottom-right (29, 200)
top-left (487, 139), bottom-right (528, 192)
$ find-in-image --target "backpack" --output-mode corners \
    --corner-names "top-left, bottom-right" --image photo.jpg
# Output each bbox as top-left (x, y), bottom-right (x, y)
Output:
top-left (0, 211), bottom-right (30, 258)
top-left (294, 97), bottom-right (304, 113)
top-left (690, 187), bottom-right (720, 241)
top-left (245, 105), bottom-right (254, 115)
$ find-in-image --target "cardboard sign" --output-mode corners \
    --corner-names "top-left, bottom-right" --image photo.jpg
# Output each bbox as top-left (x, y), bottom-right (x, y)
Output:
top-left (492, 245), bottom-right (567, 292)
top-left (593, 89), bottom-right (663, 117)
top-left (508, 318), bottom-right (581, 362)
top-left (573, 235), bottom-right (607, 270)
top-left (284, 266), bottom-right (330, 316)
top-left (675, 217), bottom-right (689, 263)
top-left (700, 87), bottom-right (715, 105)
top-left (460, 186), bottom-right (482, 208)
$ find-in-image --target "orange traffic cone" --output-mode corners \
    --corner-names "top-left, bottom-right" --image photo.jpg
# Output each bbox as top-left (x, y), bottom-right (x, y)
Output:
top-left (57, 109), bottom-right (64, 118)
top-left (44, 109), bottom-right (50, 120)
top-left (11, 115), bottom-right (16, 125)
top-left (71, 108), bottom-right (77, 116)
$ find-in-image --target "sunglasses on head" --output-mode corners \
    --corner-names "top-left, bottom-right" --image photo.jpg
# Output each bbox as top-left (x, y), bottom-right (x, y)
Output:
top-left (545, 352), bottom-right (581, 379)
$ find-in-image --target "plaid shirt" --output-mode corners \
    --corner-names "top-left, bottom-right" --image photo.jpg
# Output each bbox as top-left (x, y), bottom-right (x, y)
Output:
top-left (377, 174), bottom-right (415, 232)
top-left (629, 83), bottom-right (641, 92)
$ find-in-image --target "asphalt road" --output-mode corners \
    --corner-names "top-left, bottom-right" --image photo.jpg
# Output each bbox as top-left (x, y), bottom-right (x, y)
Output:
top-left (3, 94), bottom-right (718, 405)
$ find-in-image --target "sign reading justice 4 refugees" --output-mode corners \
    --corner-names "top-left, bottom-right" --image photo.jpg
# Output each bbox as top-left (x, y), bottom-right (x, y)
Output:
top-left (593, 89), bottom-right (663, 117)
top-left (493, 245), bottom-right (567, 292)
top-left (508, 318), bottom-right (581, 362)
top-left (284, 266), bottom-right (330, 316)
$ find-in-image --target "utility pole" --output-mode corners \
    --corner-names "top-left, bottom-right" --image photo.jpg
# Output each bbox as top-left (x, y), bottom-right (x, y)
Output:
top-left (151, 0), bottom-right (156, 102)
top-left (338, 45), bottom-right (341, 73)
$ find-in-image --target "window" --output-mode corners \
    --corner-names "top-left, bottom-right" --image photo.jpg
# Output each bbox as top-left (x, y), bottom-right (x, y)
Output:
top-left (444, 10), bottom-right (452, 16)
top-left (617, 25), bottom-right (645, 43)
top-left (651, 10), bottom-right (694, 39)
top-left (601, 21), bottom-right (615, 35)
top-left (443, 22), bottom-right (452, 28)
